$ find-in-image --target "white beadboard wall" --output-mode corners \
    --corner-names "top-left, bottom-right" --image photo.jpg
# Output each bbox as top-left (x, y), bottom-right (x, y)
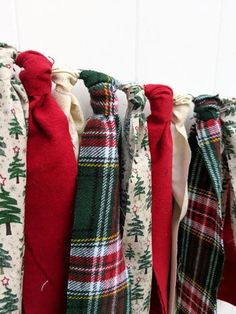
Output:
top-left (1, 0), bottom-right (236, 313)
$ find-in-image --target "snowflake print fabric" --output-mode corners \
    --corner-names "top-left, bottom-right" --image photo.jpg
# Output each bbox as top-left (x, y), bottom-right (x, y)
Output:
top-left (0, 44), bottom-right (28, 314)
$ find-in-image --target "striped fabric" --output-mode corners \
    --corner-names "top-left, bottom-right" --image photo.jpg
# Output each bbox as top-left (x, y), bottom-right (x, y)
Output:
top-left (177, 95), bottom-right (224, 313)
top-left (67, 71), bottom-right (130, 314)
top-left (120, 83), bottom-right (152, 314)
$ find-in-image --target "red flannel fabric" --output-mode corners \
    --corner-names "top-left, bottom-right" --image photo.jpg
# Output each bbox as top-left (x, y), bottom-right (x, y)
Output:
top-left (16, 51), bottom-right (77, 314)
top-left (145, 84), bottom-right (173, 314)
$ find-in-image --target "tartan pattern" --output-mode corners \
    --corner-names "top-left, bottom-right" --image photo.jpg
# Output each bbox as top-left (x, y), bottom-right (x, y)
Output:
top-left (220, 99), bottom-right (236, 245)
top-left (67, 71), bottom-right (130, 314)
top-left (120, 83), bottom-right (152, 314)
top-left (177, 95), bottom-right (224, 313)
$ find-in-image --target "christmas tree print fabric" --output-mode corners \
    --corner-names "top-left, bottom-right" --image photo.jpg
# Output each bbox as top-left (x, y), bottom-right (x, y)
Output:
top-left (177, 95), bottom-right (224, 313)
top-left (120, 83), bottom-right (152, 314)
top-left (220, 99), bottom-right (236, 244)
top-left (52, 67), bottom-right (85, 159)
top-left (169, 95), bottom-right (192, 314)
top-left (0, 44), bottom-right (28, 313)
top-left (67, 71), bottom-right (131, 314)
top-left (217, 99), bottom-right (236, 306)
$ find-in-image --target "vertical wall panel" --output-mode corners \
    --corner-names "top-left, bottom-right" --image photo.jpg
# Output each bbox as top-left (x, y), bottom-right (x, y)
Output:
top-left (214, 0), bottom-right (236, 97)
top-left (136, 0), bottom-right (222, 96)
top-left (14, 0), bottom-right (136, 118)
top-left (0, 0), bottom-right (18, 47)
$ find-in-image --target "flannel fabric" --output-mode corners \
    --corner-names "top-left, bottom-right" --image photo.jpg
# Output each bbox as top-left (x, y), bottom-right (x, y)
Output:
top-left (177, 95), bottom-right (224, 314)
top-left (16, 51), bottom-right (77, 314)
top-left (145, 84), bottom-right (173, 314)
top-left (217, 99), bottom-right (236, 306)
top-left (0, 44), bottom-right (28, 313)
top-left (67, 70), bottom-right (130, 314)
top-left (169, 95), bottom-right (192, 314)
top-left (120, 83), bottom-right (152, 314)
top-left (52, 67), bottom-right (85, 159)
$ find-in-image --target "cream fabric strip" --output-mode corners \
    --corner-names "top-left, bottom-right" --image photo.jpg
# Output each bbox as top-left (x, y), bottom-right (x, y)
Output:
top-left (169, 94), bottom-right (192, 314)
top-left (52, 67), bottom-right (85, 159)
top-left (0, 44), bottom-right (28, 313)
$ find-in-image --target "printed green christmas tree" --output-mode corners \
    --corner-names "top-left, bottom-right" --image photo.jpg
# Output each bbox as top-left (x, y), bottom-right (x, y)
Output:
top-left (0, 286), bottom-right (18, 313)
top-left (127, 212), bottom-right (144, 242)
top-left (8, 151), bottom-right (26, 184)
top-left (131, 278), bottom-right (144, 304)
top-left (122, 190), bottom-right (131, 214)
top-left (143, 292), bottom-right (151, 310)
top-left (0, 184), bottom-right (21, 236)
top-left (8, 113), bottom-right (23, 140)
top-left (134, 176), bottom-right (145, 200)
top-left (141, 133), bottom-right (148, 150)
top-left (0, 137), bottom-right (6, 157)
top-left (138, 246), bottom-right (152, 274)
top-left (0, 244), bottom-right (12, 275)
top-left (125, 244), bottom-right (135, 260)
top-left (146, 185), bottom-right (151, 209)
top-left (128, 268), bottom-right (134, 286)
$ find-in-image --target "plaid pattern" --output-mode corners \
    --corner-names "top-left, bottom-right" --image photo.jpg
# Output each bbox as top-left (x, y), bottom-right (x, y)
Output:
top-left (220, 99), bottom-right (236, 244)
top-left (67, 71), bottom-right (130, 314)
top-left (177, 95), bottom-right (224, 313)
top-left (120, 83), bottom-right (152, 314)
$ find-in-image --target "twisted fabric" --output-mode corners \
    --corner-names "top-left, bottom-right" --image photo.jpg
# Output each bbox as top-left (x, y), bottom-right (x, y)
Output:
top-left (177, 95), bottom-right (224, 313)
top-left (0, 44), bottom-right (28, 313)
top-left (169, 95), bottom-right (192, 314)
top-left (145, 84), bottom-right (173, 314)
top-left (217, 99), bottom-right (236, 306)
top-left (121, 83), bottom-right (152, 314)
top-left (52, 67), bottom-right (85, 159)
top-left (16, 51), bottom-right (77, 314)
top-left (67, 70), bottom-right (130, 314)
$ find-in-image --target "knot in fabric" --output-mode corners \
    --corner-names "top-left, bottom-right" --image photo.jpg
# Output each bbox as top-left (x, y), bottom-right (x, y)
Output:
top-left (52, 68), bottom-right (78, 94)
top-left (194, 94), bottom-right (221, 121)
top-left (0, 44), bottom-right (16, 80)
top-left (121, 83), bottom-right (146, 113)
top-left (144, 84), bottom-right (173, 122)
top-left (16, 51), bottom-right (52, 96)
top-left (172, 94), bottom-right (193, 126)
top-left (80, 70), bottom-right (119, 116)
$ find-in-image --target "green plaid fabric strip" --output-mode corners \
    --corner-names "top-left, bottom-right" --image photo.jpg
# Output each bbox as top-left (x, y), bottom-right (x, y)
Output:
top-left (67, 71), bottom-right (130, 314)
top-left (177, 95), bottom-right (224, 313)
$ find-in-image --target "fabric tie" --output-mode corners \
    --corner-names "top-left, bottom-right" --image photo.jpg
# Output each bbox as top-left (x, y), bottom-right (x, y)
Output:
top-left (52, 67), bottom-right (85, 159)
top-left (145, 84), bottom-right (173, 314)
top-left (67, 70), bottom-right (130, 314)
top-left (169, 95), bottom-right (192, 314)
top-left (16, 51), bottom-right (77, 314)
top-left (217, 99), bottom-right (236, 306)
top-left (0, 44), bottom-right (28, 313)
top-left (120, 83), bottom-right (152, 314)
top-left (177, 95), bottom-right (224, 313)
